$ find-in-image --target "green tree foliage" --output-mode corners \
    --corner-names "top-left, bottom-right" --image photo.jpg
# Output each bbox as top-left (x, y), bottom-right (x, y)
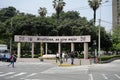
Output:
top-left (53, 0), bottom-right (65, 22)
top-left (59, 11), bottom-right (80, 20)
top-left (102, 33), bottom-right (112, 52)
top-left (113, 43), bottom-right (120, 51)
top-left (0, 6), bottom-right (17, 22)
top-left (112, 26), bottom-right (120, 53)
top-left (38, 7), bottom-right (47, 17)
top-left (112, 26), bottom-right (120, 43)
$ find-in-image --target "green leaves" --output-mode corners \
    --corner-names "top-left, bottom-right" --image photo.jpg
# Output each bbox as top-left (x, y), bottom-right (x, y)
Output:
top-left (0, 6), bottom-right (17, 22)
top-left (38, 7), bottom-right (47, 17)
top-left (53, 0), bottom-right (66, 19)
top-left (112, 26), bottom-right (120, 51)
top-left (88, 0), bottom-right (102, 11)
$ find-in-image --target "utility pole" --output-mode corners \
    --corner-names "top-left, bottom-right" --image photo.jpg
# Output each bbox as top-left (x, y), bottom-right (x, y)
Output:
top-left (10, 18), bottom-right (12, 53)
top-left (98, 0), bottom-right (109, 62)
top-left (98, 19), bottom-right (101, 57)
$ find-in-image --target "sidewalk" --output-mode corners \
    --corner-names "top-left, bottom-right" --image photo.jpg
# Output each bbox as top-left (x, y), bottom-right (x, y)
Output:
top-left (17, 58), bottom-right (40, 62)
top-left (17, 58), bottom-right (94, 66)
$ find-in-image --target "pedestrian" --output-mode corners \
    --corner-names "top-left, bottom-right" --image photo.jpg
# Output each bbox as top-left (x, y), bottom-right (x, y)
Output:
top-left (64, 53), bottom-right (68, 62)
top-left (70, 51), bottom-right (75, 65)
top-left (60, 53), bottom-right (63, 64)
top-left (62, 52), bottom-right (65, 62)
top-left (56, 52), bottom-right (60, 63)
top-left (8, 52), bottom-right (15, 68)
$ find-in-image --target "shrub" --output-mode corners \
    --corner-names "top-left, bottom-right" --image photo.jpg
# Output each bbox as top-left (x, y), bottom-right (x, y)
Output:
top-left (99, 55), bottom-right (120, 61)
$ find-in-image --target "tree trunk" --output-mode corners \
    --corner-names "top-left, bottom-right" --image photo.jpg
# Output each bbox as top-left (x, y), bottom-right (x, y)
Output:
top-left (57, 13), bottom-right (59, 24)
top-left (93, 10), bottom-right (96, 26)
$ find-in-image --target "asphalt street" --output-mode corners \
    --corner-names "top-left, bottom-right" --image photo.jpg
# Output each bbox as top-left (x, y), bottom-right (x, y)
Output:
top-left (0, 60), bottom-right (120, 80)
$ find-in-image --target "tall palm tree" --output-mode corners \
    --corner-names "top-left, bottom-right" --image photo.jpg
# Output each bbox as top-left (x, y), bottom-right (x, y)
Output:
top-left (38, 7), bottom-right (47, 17)
top-left (88, 0), bottom-right (102, 25)
top-left (53, 0), bottom-right (65, 22)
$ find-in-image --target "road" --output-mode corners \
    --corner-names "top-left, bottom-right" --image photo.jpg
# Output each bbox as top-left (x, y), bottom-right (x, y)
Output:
top-left (0, 60), bottom-right (120, 80)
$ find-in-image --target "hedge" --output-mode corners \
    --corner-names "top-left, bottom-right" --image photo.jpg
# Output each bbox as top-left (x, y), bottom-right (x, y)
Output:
top-left (98, 55), bottom-right (120, 63)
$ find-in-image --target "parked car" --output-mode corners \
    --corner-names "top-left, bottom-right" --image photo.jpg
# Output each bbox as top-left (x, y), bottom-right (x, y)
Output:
top-left (0, 50), bottom-right (17, 62)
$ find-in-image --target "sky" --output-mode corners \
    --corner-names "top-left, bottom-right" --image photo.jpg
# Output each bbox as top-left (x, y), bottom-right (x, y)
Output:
top-left (0, 0), bottom-right (112, 32)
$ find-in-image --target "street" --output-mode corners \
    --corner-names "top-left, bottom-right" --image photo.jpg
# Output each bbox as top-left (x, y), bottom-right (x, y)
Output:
top-left (0, 59), bottom-right (120, 80)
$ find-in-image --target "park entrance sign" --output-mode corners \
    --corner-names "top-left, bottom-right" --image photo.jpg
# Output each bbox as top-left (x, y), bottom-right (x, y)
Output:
top-left (15, 35), bottom-right (90, 43)
top-left (14, 35), bottom-right (91, 59)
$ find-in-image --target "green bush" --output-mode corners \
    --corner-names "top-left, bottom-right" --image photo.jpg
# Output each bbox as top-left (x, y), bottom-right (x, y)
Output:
top-left (34, 54), bottom-right (40, 58)
top-left (21, 53), bottom-right (31, 58)
top-left (99, 55), bottom-right (120, 61)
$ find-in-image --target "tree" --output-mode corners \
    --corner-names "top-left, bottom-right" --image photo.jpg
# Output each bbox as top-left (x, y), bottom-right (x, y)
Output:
top-left (102, 33), bottom-right (112, 53)
top-left (112, 26), bottom-right (120, 54)
top-left (53, 0), bottom-right (65, 22)
top-left (0, 6), bottom-right (17, 22)
top-left (112, 26), bottom-right (120, 43)
top-left (38, 7), bottom-right (47, 17)
top-left (59, 11), bottom-right (80, 20)
top-left (88, 0), bottom-right (102, 25)
top-left (0, 22), bottom-right (6, 41)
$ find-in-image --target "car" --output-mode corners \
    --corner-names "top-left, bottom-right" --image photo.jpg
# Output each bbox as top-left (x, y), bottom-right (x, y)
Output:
top-left (0, 50), bottom-right (17, 62)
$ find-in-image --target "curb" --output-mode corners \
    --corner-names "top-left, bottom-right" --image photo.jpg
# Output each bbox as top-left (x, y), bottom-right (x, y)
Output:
top-left (58, 63), bottom-right (80, 67)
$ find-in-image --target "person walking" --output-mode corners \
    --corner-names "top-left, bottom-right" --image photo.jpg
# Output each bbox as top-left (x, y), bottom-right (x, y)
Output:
top-left (70, 51), bottom-right (75, 65)
top-left (56, 52), bottom-right (60, 63)
top-left (64, 53), bottom-right (68, 62)
top-left (8, 52), bottom-right (15, 68)
top-left (62, 52), bottom-right (65, 62)
top-left (60, 53), bottom-right (63, 64)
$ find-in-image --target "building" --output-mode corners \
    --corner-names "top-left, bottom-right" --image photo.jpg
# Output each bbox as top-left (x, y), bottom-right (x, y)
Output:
top-left (112, 0), bottom-right (120, 28)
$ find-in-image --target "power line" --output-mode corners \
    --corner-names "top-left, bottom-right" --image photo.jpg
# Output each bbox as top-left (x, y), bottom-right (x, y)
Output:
top-left (96, 19), bottom-right (112, 25)
top-left (101, 19), bottom-right (112, 24)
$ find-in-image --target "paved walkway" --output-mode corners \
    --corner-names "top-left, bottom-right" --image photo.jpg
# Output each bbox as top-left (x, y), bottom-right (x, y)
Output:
top-left (17, 58), bottom-right (94, 66)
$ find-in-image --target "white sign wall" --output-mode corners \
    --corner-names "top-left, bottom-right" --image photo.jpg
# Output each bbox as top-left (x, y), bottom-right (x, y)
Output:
top-left (14, 35), bottom-right (91, 43)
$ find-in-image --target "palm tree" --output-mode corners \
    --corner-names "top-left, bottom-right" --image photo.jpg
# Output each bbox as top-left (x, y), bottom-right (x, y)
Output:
top-left (88, 0), bottom-right (102, 25)
top-left (38, 7), bottom-right (47, 17)
top-left (53, 0), bottom-right (65, 22)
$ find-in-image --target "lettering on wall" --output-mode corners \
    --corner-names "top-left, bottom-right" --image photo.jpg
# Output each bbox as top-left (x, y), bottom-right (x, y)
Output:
top-left (15, 35), bottom-right (91, 43)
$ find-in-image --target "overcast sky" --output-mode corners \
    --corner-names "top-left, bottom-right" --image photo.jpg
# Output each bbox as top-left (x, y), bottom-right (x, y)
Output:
top-left (0, 0), bottom-right (112, 32)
